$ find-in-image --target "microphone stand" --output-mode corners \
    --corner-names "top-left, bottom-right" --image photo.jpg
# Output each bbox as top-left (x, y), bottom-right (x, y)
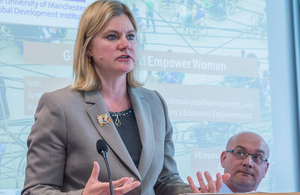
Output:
top-left (101, 150), bottom-right (114, 195)
top-left (97, 139), bottom-right (114, 195)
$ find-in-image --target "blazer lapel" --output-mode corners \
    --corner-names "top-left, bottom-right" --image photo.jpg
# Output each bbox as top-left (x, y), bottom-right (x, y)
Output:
top-left (128, 87), bottom-right (155, 180)
top-left (84, 90), bottom-right (141, 180)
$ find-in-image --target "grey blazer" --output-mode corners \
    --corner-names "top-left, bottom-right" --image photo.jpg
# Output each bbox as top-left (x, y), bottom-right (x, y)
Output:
top-left (22, 86), bottom-right (192, 195)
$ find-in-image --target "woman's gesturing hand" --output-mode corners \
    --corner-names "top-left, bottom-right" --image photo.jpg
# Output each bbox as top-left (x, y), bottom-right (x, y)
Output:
top-left (83, 162), bottom-right (141, 195)
top-left (187, 171), bottom-right (230, 193)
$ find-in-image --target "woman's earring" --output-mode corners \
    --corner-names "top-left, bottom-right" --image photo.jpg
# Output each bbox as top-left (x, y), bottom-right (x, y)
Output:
top-left (88, 56), bottom-right (91, 63)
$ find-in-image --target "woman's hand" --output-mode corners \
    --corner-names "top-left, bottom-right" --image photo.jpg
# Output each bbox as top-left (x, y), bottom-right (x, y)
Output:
top-left (83, 162), bottom-right (141, 195)
top-left (187, 171), bottom-right (230, 193)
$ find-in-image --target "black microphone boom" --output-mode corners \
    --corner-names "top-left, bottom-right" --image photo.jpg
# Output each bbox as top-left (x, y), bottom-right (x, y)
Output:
top-left (96, 139), bottom-right (114, 195)
top-left (97, 139), bottom-right (108, 158)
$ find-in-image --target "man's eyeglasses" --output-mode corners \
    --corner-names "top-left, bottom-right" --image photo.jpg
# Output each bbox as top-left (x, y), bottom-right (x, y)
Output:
top-left (226, 149), bottom-right (268, 165)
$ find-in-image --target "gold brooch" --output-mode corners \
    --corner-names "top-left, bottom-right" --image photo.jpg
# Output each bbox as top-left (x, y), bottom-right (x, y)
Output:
top-left (97, 114), bottom-right (111, 127)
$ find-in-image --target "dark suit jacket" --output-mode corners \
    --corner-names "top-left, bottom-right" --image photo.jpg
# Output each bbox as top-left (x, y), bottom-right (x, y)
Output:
top-left (22, 86), bottom-right (192, 195)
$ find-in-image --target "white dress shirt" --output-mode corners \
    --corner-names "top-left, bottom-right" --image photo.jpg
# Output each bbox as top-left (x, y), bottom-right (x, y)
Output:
top-left (219, 183), bottom-right (233, 194)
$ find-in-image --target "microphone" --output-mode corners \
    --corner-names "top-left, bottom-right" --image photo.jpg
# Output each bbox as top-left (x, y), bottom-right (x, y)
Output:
top-left (96, 139), bottom-right (114, 195)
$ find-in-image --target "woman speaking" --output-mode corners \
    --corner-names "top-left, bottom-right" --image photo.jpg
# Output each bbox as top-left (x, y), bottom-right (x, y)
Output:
top-left (22, 1), bottom-right (228, 194)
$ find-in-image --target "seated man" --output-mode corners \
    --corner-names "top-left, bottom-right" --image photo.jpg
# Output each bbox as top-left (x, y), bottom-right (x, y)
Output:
top-left (220, 132), bottom-right (269, 193)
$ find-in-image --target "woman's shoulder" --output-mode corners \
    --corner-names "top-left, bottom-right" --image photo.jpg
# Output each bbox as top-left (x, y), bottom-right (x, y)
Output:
top-left (132, 86), bottom-right (165, 102)
top-left (134, 86), bottom-right (158, 96)
top-left (40, 85), bottom-right (84, 104)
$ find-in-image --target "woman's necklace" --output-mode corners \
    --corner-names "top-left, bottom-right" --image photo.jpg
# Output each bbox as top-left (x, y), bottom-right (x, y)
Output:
top-left (105, 94), bottom-right (126, 127)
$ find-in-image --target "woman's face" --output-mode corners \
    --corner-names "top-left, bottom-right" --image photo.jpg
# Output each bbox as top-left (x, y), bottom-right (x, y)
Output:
top-left (86, 14), bottom-right (137, 80)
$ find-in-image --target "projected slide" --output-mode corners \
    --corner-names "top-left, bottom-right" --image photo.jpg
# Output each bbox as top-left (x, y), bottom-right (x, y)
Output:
top-left (0, 0), bottom-right (271, 193)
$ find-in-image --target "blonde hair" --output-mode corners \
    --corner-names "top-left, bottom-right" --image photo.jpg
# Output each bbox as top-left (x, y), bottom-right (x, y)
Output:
top-left (71, 0), bottom-right (143, 91)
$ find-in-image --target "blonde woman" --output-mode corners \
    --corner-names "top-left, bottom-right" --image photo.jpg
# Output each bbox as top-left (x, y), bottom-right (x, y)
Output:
top-left (22, 1), bottom-right (228, 194)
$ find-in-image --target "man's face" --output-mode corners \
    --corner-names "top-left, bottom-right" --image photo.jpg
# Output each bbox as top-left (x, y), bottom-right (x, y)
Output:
top-left (221, 133), bottom-right (269, 193)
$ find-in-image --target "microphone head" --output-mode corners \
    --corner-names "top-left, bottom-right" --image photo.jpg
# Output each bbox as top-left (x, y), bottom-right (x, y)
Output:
top-left (97, 139), bottom-right (108, 156)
